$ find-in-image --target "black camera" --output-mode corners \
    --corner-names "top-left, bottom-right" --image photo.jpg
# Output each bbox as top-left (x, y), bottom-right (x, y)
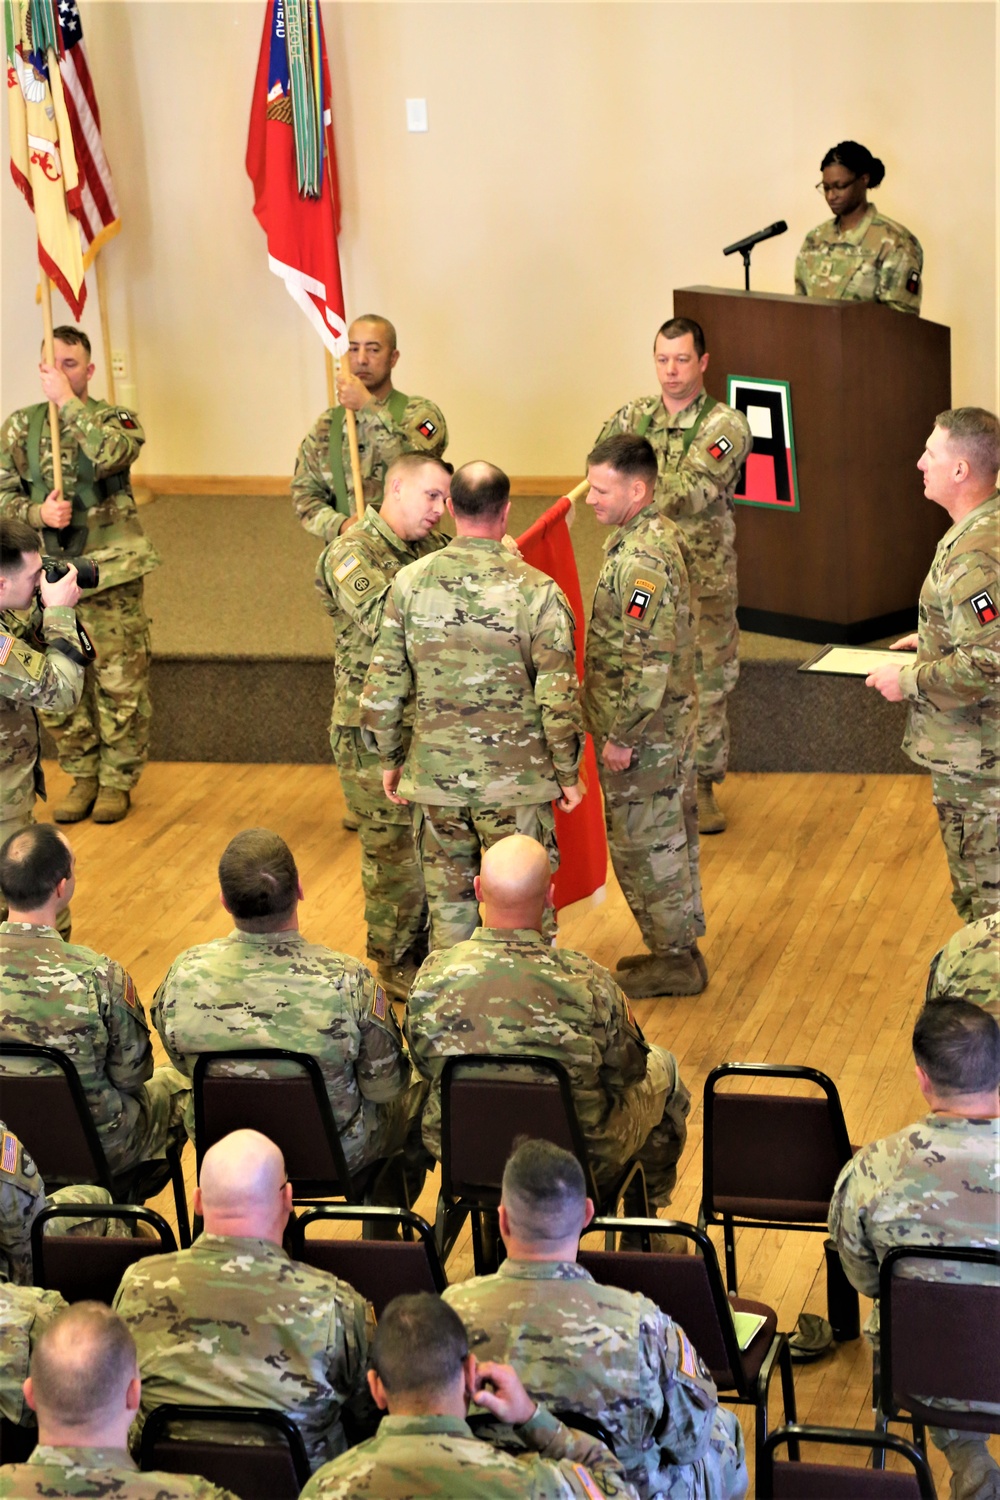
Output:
top-left (43, 557), bottom-right (100, 591)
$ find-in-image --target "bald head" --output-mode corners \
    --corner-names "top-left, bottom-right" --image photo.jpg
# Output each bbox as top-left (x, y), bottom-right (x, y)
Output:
top-left (449, 461), bottom-right (511, 535)
top-left (195, 1130), bottom-right (290, 1242)
top-left (28, 1303), bottom-right (138, 1441)
top-left (474, 835), bottom-right (553, 932)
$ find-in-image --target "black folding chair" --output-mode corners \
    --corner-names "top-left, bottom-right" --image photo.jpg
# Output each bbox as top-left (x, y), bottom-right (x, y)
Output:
top-left (139, 1404), bottom-right (310, 1500)
top-left (761, 1425), bottom-right (937, 1498)
top-left (31, 1203), bottom-right (177, 1303)
top-left (291, 1204), bottom-right (446, 1317)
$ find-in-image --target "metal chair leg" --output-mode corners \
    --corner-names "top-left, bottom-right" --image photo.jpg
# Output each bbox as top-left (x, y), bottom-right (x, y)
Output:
top-left (723, 1213), bottom-right (738, 1294)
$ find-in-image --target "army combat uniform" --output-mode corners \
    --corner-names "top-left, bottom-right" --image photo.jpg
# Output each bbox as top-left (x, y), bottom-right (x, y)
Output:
top-left (0, 1281), bottom-right (68, 1426)
top-left (0, 600), bottom-right (84, 937)
top-left (361, 538), bottom-right (584, 950)
top-left (583, 505), bottom-right (704, 962)
top-left (298, 1403), bottom-right (634, 1500)
top-left (0, 923), bottom-right (189, 1178)
top-left (405, 927), bottom-right (690, 1208)
top-left (0, 1122), bottom-right (110, 1286)
top-left (445, 1259), bottom-right (748, 1500)
top-left (896, 490), bottom-right (999, 920)
top-left (316, 506), bottom-right (448, 973)
top-left (293, 391), bottom-right (448, 543)
top-left (926, 913), bottom-right (999, 1018)
top-left (829, 1113), bottom-right (1000, 1485)
top-left (795, 203), bottom-right (923, 314)
top-left (597, 392), bottom-right (751, 788)
top-left (0, 1448), bottom-right (239, 1499)
top-left (0, 398), bottom-right (159, 794)
top-left (153, 929), bottom-right (429, 1200)
top-left (113, 1233), bottom-right (374, 1472)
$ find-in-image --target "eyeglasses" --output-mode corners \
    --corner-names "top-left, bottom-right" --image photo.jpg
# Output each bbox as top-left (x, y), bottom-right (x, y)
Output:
top-left (816, 176), bottom-right (857, 196)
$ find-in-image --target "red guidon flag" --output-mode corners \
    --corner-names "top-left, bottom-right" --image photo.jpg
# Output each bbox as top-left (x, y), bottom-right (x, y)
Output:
top-left (517, 496), bottom-right (608, 911)
top-left (246, 0), bottom-right (347, 355)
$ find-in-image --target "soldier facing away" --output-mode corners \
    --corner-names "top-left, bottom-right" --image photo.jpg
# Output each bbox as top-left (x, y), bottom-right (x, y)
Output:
top-left (867, 408), bottom-right (1000, 921)
top-left (298, 1291), bottom-right (636, 1499)
top-left (153, 827), bottom-right (430, 1203)
top-left (0, 1301), bottom-right (239, 1500)
top-left (926, 913), bottom-right (1000, 1019)
top-left (828, 1000), bottom-right (1000, 1500)
top-left (444, 1139), bottom-right (747, 1500)
top-left (0, 326), bottom-right (160, 824)
top-left (292, 314), bottom-right (448, 543)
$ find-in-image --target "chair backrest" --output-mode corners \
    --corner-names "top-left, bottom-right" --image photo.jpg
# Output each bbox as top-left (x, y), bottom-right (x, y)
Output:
top-left (31, 1204), bottom-right (178, 1304)
top-left (0, 1042), bottom-right (113, 1190)
top-left (703, 1063), bottom-right (853, 1223)
top-left (192, 1050), bottom-right (353, 1196)
top-left (0, 1418), bottom-right (37, 1465)
top-left (292, 1206), bottom-right (446, 1317)
top-left (880, 1246), bottom-right (1000, 1425)
top-left (761, 1425), bottom-right (937, 1500)
top-left (139, 1403), bottom-right (311, 1500)
top-left (581, 1217), bottom-right (746, 1392)
top-left (440, 1054), bottom-right (600, 1203)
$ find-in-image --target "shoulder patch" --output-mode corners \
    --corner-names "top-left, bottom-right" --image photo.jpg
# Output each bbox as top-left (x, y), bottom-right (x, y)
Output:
top-left (570, 1465), bottom-right (607, 1500)
top-left (122, 973), bottom-right (139, 1009)
top-left (906, 270), bottom-right (920, 294)
top-left (417, 419), bottom-right (437, 438)
top-left (353, 575), bottom-right (372, 594)
top-left (1, 1130), bottom-right (19, 1175)
top-left (707, 435), bottom-right (733, 461)
top-left (3, 641), bottom-right (45, 681)
top-left (626, 584), bottom-right (655, 621)
top-left (968, 588), bottom-right (998, 627)
top-left (677, 1328), bottom-right (701, 1380)
top-left (372, 984), bottom-right (388, 1021)
top-left (116, 409), bottom-right (138, 429)
top-left (0, 633), bottom-right (13, 666)
top-left (333, 553), bottom-right (361, 583)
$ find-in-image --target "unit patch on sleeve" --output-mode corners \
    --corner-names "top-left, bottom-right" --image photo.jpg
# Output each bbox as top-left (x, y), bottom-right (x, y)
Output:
top-left (372, 984), bottom-right (388, 1021)
top-left (626, 575), bottom-right (659, 624)
top-left (333, 553), bottom-right (361, 584)
top-left (9, 642), bottom-right (44, 681)
top-left (417, 419), bottom-right (437, 438)
top-left (969, 589), bottom-right (998, 626)
top-left (708, 435), bottom-right (733, 461)
top-left (117, 410), bottom-right (138, 429)
top-left (906, 270), bottom-right (921, 295)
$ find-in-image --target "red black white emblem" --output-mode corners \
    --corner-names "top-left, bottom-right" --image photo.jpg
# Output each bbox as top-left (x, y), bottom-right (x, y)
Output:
top-left (627, 587), bottom-right (652, 620)
top-left (418, 420), bottom-right (437, 438)
top-left (117, 409), bottom-right (137, 429)
top-left (906, 270), bottom-right (921, 294)
top-left (708, 435), bottom-right (733, 461)
top-left (970, 589), bottom-right (998, 625)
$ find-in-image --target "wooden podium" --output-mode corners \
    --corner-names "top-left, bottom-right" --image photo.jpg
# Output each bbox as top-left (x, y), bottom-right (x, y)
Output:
top-left (673, 286), bottom-right (951, 643)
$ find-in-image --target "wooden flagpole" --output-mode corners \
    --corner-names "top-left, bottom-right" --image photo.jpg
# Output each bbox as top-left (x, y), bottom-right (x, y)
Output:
top-left (566, 478), bottom-right (590, 502)
top-left (95, 254), bottom-right (116, 405)
top-left (39, 277), bottom-right (64, 496)
top-left (336, 354), bottom-right (366, 521)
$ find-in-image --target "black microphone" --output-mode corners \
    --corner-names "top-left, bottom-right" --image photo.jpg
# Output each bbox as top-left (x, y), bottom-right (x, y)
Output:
top-left (723, 220), bottom-right (788, 256)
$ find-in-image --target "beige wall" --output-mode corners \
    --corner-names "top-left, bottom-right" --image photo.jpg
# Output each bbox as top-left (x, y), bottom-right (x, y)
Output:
top-left (2, 1), bottom-right (996, 479)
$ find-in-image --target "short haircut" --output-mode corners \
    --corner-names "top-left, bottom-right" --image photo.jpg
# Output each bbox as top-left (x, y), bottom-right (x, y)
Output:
top-left (0, 824), bottom-right (72, 908)
top-left (655, 316), bottom-right (706, 358)
top-left (450, 462), bottom-right (510, 520)
top-left (501, 1137), bottom-right (587, 1242)
top-left (371, 1294), bottom-right (469, 1395)
top-left (50, 325), bottom-right (92, 358)
top-left (351, 314), bottom-right (397, 350)
top-left (0, 517), bottom-right (42, 576)
top-left (31, 1303), bottom-right (136, 1425)
top-left (913, 999), bottom-right (1000, 1095)
top-left (384, 452), bottom-right (453, 488)
top-left (936, 408), bottom-right (1000, 483)
top-left (820, 140), bottom-right (885, 189)
top-left (218, 828), bottom-right (298, 927)
top-left (587, 433), bottom-right (658, 490)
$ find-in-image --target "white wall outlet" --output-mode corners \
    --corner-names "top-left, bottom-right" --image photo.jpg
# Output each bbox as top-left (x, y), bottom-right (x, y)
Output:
top-left (406, 98), bottom-right (428, 133)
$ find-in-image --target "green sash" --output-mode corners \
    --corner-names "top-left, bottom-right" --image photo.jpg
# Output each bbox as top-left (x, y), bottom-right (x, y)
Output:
top-left (327, 389), bottom-right (410, 515)
top-left (637, 394), bottom-right (717, 457)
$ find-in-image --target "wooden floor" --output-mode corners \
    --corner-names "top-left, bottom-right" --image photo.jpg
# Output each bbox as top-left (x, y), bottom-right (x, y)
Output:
top-left (42, 758), bottom-right (988, 1495)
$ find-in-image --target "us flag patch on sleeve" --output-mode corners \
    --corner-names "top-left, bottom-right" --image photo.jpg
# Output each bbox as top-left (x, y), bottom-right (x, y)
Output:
top-left (1, 1131), bottom-right (18, 1175)
top-left (372, 984), bottom-right (388, 1020)
top-left (0, 634), bottom-right (13, 666)
top-left (970, 589), bottom-right (998, 626)
top-left (708, 435), bottom-right (733, 461)
top-left (417, 419), bottom-right (437, 438)
top-left (333, 554), bottom-right (361, 583)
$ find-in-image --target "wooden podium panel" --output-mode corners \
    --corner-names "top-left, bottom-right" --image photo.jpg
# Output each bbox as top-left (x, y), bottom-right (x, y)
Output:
top-left (673, 286), bottom-right (951, 642)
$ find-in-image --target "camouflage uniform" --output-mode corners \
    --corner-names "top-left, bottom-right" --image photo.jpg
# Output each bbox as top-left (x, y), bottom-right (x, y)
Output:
top-left (0, 1281), bottom-right (67, 1426)
top-left (795, 203), bottom-right (923, 314)
top-left (926, 913), bottom-right (999, 1018)
top-left (0, 1448), bottom-right (238, 1499)
top-left (0, 398), bottom-right (159, 791)
top-left (316, 506), bottom-right (448, 966)
top-left (897, 490), bottom-right (1000, 920)
top-left (445, 1259), bottom-right (748, 1500)
top-left (582, 505), bottom-right (704, 958)
top-left (292, 393), bottom-right (448, 543)
top-left (298, 1404), bottom-right (634, 1499)
top-left (0, 601), bottom-right (83, 939)
top-left (0, 922), bottom-right (190, 1178)
top-left (113, 1233), bottom-right (374, 1472)
top-left (361, 538), bottom-right (584, 950)
top-left (597, 391), bottom-right (752, 784)
top-left (152, 928), bottom-right (429, 1196)
top-left (405, 927), bottom-right (690, 1207)
top-left (0, 1123), bottom-right (111, 1286)
top-left (828, 1113), bottom-right (1000, 1461)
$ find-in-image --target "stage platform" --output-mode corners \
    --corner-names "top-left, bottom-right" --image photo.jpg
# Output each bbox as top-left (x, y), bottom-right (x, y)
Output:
top-left (91, 493), bottom-right (920, 775)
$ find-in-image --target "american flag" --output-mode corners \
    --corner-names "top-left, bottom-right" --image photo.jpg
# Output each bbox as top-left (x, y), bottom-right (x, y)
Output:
top-left (56, 0), bottom-right (120, 264)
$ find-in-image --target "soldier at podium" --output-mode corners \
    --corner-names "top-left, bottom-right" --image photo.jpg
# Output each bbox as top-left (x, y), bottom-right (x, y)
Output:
top-left (595, 317), bottom-right (751, 834)
top-left (795, 140), bottom-right (923, 315)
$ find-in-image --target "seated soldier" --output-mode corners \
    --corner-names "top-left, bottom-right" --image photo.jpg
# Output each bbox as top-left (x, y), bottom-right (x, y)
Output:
top-left (926, 913), bottom-right (999, 1019)
top-left (0, 826), bottom-right (189, 1179)
top-left (444, 1139), bottom-right (748, 1500)
top-left (829, 1000), bottom-right (1000, 1500)
top-left (0, 1280), bottom-right (67, 1430)
top-left (1, 1301), bottom-right (237, 1498)
top-left (405, 833), bottom-right (690, 1213)
top-left (153, 828), bottom-right (429, 1201)
top-left (113, 1129), bottom-right (374, 1472)
top-left (298, 1292), bottom-right (633, 1499)
top-left (0, 1120), bottom-right (110, 1287)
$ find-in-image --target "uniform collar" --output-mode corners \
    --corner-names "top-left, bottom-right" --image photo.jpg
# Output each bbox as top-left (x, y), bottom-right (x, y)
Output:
top-left (605, 502), bottom-right (657, 554)
top-left (497, 1258), bottom-right (593, 1281)
top-left (939, 489), bottom-right (1000, 548)
top-left (660, 386), bottom-right (709, 426)
top-left (29, 1446), bottom-right (138, 1470)
top-left (834, 202), bottom-right (876, 243)
top-left (227, 927), bottom-right (304, 946)
top-left (377, 1414), bottom-right (474, 1437)
top-left (470, 927), bottom-right (545, 947)
top-left (190, 1233), bottom-right (289, 1260)
top-left (364, 504), bottom-right (426, 559)
top-left (0, 921), bottom-right (60, 938)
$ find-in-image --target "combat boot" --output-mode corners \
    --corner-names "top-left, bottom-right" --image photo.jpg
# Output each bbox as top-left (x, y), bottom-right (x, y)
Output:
top-left (945, 1440), bottom-right (1000, 1500)
top-left (92, 787), bottom-right (130, 824)
top-left (697, 778), bottom-right (727, 833)
top-left (618, 948), bottom-right (708, 999)
top-left (617, 945), bottom-right (708, 984)
top-left (53, 777), bottom-right (99, 823)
